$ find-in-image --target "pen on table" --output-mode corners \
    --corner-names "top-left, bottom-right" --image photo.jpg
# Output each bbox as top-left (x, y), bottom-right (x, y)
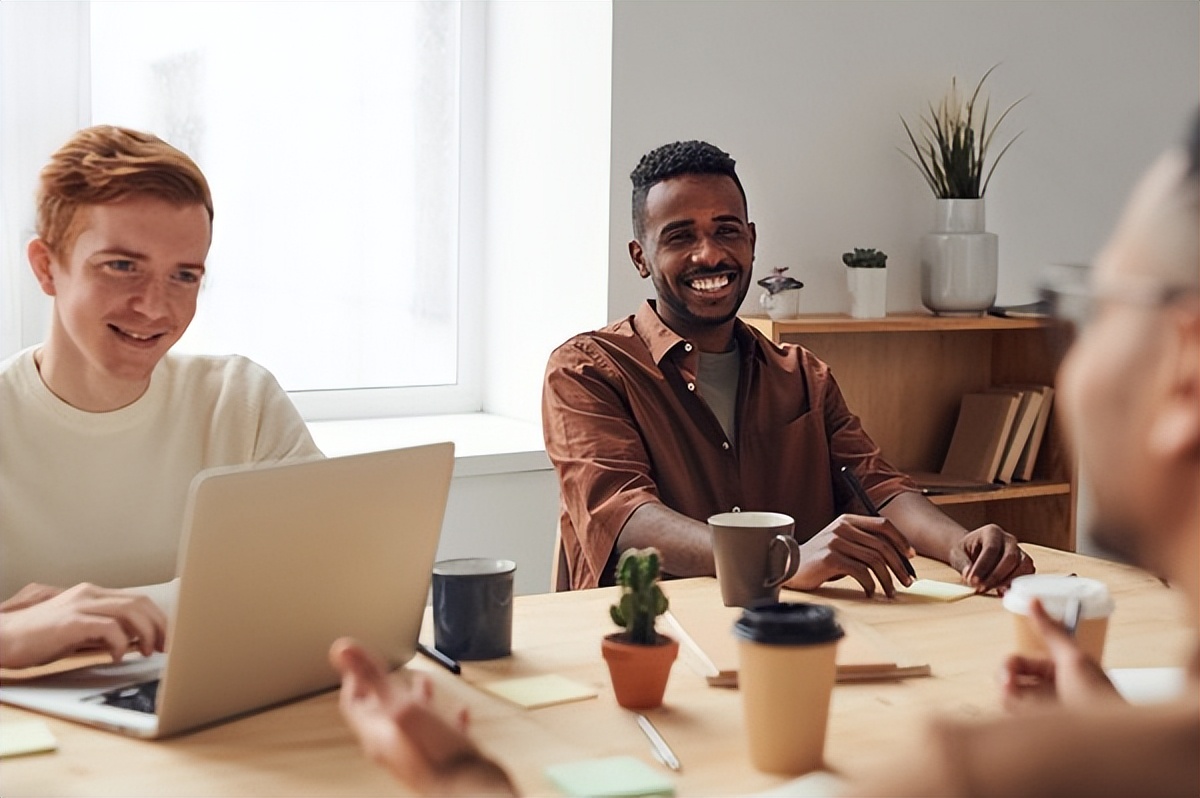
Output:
top-left (839, 465), bottom-right (918, 580)
top-left (416, 642), bottom-right (461, 675)
top-left (635, 713), bottom-right (681, 772)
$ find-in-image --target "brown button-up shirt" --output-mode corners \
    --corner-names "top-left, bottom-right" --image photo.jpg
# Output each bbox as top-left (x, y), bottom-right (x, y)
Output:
top-left (542, 301), bottom-right (917, 589)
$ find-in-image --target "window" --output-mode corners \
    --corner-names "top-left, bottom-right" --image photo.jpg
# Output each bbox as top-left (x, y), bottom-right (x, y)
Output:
top-left (30, 1), bottom-right (480, 418)
top-left (1, 1), bottom-right (611, 427)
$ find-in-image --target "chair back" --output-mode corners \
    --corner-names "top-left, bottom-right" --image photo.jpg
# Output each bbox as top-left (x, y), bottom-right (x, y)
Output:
top-left (551, 524), bottom-right (572, 592)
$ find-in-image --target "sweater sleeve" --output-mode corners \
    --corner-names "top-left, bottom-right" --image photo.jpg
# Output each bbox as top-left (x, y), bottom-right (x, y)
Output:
top-left (249, 367), bottom-right (322, 462)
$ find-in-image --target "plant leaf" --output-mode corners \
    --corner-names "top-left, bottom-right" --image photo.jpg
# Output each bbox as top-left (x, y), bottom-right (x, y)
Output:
top-left (981, 129), bottom-right (1024, 196)
top-left (900, 64), bottom-right (1021, 199)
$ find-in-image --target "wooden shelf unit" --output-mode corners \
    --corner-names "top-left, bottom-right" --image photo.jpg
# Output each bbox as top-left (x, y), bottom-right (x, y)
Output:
top-left (742, 312), bottom-right (1077, 551)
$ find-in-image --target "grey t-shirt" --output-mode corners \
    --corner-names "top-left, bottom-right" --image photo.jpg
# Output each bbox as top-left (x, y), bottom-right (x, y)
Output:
top-left (697, 344), bottom-right (740, 443)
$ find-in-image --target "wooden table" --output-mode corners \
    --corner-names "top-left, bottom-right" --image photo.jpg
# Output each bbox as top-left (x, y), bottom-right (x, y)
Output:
top-left (2, 545), bottom-right (1193, 796)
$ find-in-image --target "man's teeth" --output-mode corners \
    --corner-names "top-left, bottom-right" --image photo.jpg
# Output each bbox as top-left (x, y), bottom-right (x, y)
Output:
top-left (689, 274), bottom-right (731, 292)
top-left (120, 329), bottom-right (158, 340)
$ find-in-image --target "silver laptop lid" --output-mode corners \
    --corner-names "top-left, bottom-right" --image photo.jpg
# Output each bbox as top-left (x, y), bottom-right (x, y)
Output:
top-left (155, 442), bottom-right (454, 737)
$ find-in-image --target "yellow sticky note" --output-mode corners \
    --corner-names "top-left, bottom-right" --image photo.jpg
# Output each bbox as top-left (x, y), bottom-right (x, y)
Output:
top-left (0, 720), bottom-right (58, 758)
top-left (899, 578), bottom-right (976, 602)
top-left (481, 674), bottom-right (598, 709)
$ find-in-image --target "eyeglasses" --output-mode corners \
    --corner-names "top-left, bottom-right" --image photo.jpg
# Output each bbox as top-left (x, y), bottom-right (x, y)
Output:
top-left (1038, 263), bottom-right (1199, 328)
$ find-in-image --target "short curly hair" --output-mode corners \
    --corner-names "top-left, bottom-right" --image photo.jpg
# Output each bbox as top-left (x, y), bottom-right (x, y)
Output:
top-left (629, 140), bottom-right (747, 240)
top-left (37, 125), bottom-right (213, 259)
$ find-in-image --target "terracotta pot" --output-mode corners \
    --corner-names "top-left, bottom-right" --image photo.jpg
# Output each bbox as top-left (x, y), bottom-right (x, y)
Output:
top-left (601, 632), bottom-right (678, 709)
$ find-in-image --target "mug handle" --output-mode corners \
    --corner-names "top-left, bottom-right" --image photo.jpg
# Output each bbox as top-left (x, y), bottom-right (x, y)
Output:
top-left (763, 534), bottom-right (802, 589)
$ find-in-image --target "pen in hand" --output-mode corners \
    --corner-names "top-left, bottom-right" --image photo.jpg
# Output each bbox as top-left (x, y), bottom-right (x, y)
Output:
top-left (838, 465), bottom-right (918, 580)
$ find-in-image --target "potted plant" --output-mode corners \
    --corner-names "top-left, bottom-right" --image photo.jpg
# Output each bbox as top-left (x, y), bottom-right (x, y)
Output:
top-left (842, 248), bottom-right (888, 319)
top-left (600, 547), bottom-right (678, 709)
top-left (900, 65), bottom-right (1025, 315)
top-left (756, 266), bottom-right (805, 320)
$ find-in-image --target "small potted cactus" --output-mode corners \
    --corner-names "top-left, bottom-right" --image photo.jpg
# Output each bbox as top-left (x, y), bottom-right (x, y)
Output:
top-left (600, 548), bottom-right (678, 709)
top-left (842, 247), bottom-right (888, 319)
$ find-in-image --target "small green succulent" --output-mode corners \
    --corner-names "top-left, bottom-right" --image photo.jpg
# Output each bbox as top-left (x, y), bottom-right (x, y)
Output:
top-left (842, 248), bottom-right (888, 269)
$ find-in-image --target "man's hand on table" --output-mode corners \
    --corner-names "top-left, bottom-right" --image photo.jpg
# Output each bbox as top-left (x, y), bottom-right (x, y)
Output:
top-left (949, 524), bottom-right (1035, 594)
top-left (329, 638), bottom-right (516, 797)
top-left (0, 582), bottom-right (167, 669)
top-left (783, 514), bottom-right (916, 598)
top-left (1000, 598), bottom-right (1121, 713)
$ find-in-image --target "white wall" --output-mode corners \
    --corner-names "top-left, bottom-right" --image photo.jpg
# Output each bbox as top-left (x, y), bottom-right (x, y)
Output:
top-left (607, 0), bottom-right (1200, 320)
top-left (438, 468), bottom-right (561, 597)
top-left (481, 1), bottom-right (612, 424)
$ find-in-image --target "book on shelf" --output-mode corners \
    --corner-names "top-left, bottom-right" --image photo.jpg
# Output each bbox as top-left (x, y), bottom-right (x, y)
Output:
top-left (940, 390), bottom-right (1023, 485)
top-left (1009, 384), bottom-right (1055, 481)
top-left (660, 582), bottom-right (930, 687)
top-left (989, 387), bottom-right (1045, 484)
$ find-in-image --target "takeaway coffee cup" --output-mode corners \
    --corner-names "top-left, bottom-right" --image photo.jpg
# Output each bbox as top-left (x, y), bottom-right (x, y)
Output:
top-left (708, 512), bottom-right (802, 608)
top-left (432, 558), bottom-right (516, 661)
top-left (735, 602), bottom-right (844, 775)
top-left (1002, 574), bottom-right (1114, 662)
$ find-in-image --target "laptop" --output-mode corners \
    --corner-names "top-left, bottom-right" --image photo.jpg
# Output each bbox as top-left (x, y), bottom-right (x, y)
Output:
top-left (0, 442), bottom-right (455, 738)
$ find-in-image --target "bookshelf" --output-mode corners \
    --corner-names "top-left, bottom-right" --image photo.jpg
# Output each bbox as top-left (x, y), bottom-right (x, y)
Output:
top-left (741, 312), bottom-right (1077, 551)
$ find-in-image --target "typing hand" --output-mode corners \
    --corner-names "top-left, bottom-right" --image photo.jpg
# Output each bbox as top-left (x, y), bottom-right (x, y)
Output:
top-left (784, 514), bottom-right (915, 598)
top-left (329, 638), bottom-right (515, 796)
top-left (0, 582), bottom-right (167, 669)
top-left (0, 582), bottom-right (66, 612)
top-left (1000, 598), bottom-right (1120, 713)
top-left (950, 524), bottom-right (1035, 594)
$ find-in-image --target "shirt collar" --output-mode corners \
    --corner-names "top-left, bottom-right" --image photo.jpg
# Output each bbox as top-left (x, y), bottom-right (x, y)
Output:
top-left (633, 300), bottom-right (757, 366)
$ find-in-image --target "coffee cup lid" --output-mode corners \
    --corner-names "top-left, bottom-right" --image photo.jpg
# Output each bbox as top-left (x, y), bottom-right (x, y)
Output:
top-left (733, 602), bottom-right (845, 646)
top-left (1002, 574), bottom-right (1114, 619)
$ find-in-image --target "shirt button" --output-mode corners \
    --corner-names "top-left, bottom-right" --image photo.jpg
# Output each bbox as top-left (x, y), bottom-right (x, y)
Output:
top-left (721, 442), bottom-right (730, 450)
top-left (684, 343), bottom-right (693, 352)
top-left (732, 506), bottom-right (741, 512)
top-left (687, 382), bottom-right (695, 391)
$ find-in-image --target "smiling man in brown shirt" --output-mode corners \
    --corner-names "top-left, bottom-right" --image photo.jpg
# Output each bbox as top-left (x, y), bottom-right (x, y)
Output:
top-left (541, 140), bottom-right (1032, 592)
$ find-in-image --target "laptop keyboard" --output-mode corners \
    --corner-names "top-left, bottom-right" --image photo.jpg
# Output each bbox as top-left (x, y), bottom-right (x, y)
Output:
top-left (95, 680), bottom-right (160, 714)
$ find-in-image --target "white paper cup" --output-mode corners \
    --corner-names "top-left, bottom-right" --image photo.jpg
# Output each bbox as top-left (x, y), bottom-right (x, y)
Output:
top-left (1002, 574), bottom-right (1114, 662)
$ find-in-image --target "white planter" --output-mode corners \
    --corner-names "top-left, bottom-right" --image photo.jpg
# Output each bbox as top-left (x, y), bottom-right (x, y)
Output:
top-left (920, 198), bottom-right (998, 316)
top-left (847, 268), bottom-right (887, 319)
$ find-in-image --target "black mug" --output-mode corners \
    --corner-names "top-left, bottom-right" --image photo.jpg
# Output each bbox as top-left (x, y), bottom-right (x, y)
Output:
top-left (431, 558), bottom-right (516, 660)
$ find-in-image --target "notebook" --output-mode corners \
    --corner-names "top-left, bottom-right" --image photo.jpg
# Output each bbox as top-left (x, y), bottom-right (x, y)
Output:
top-left (0, 443), bottom-right (455, 739)
top-left (660, 580), bottom-right (930, 687)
